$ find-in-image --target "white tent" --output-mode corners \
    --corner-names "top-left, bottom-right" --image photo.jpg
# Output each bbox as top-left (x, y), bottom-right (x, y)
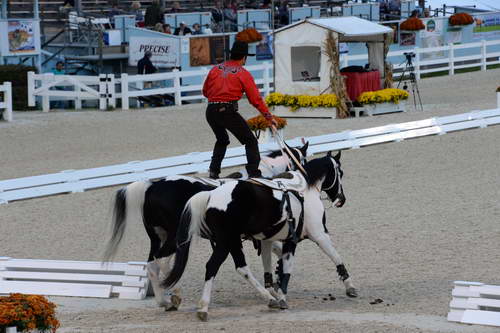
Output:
top-left (273, 17), bottom-right (393, 95)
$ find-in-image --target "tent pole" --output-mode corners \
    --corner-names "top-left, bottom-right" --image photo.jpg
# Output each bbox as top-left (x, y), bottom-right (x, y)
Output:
top-left (271, 0), bottom-right (275, 94)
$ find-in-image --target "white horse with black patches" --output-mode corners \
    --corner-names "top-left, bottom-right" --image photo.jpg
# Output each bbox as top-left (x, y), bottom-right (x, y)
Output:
top-left (162, 152), bottom-right (358, 321)
top-left (103, 142), bottom-right (309, 310)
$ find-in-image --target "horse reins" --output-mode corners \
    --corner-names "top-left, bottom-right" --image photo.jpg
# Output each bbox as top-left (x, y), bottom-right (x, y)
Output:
top-left (271, 126), bottom-right (308, 178)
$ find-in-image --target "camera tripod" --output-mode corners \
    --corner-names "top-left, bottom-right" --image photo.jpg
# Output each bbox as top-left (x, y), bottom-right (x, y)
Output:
top-left (397, 55), bottom-right (423, 111)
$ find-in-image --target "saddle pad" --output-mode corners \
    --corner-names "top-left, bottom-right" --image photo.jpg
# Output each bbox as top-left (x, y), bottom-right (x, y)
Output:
top-left (248, 172), bottom-right (307, 193)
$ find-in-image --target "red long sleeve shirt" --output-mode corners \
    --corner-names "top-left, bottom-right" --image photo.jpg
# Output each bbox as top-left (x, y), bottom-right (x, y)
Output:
top-left (202, 60), bottom-right (272, 120)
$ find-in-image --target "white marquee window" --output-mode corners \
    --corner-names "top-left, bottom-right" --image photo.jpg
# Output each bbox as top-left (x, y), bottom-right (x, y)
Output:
top-left (290, 46), bottom-right (321, 82)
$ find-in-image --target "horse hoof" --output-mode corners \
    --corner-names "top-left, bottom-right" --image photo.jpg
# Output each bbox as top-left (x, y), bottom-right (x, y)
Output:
top-left (197, 311), bottom-right (208, 322)
top-left (171, 295), bottom-right (182, 308)
top-left (164, 303), bottom-right (178, 312)
top-left (279, 299), bottom-right (289, 310)
top-left (346, 287), bottom-right (359, 298)
top-left (268, 299), bottom-right (280, 309)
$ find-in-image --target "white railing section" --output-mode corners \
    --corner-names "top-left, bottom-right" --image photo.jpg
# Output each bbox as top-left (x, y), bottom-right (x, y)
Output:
top-left (0, 82), bottom-right (13, 122)
top-left (26, 39), bottom-right (500, 111)
top-left (0, 257), bottom-right (149, 300)
top-left (1, 108), bottom-right (499, 204)
top-left (343, 39), bottom-right (500, 80)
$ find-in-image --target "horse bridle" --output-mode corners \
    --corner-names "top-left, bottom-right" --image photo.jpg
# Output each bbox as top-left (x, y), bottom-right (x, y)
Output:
top-left (320, 157), bottom-right (343, 203)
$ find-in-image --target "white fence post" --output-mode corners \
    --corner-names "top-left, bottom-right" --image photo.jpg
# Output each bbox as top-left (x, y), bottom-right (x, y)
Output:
top-left (497, 92), bottom-right (500, 109)
top-left (263, 61), bottom-right (271, 96)
top-left (121, 73), bottom-right (129, 110)
top-left (481, 39), bottom-right (487, 71)
top-left (98, 74), bottom-right (107, 110)
top-left (107, 74), bottom-right (116, 108)
top-left (173, 69), bottom-right (181, 106)
top-left (342, 55), bottom-right (348, 68)
top-left (414, 47), bottom-right (421, 80)
top-left (75, 84), bottom-right (82, 110)
top-left (42, 73), bottom-right (53, 112)
top-left (27, 71), bottom-right (35, 107)
top-left (2, 82), bottom-right (13, 122)
top-left (449, 43), bottom-right (455, 75)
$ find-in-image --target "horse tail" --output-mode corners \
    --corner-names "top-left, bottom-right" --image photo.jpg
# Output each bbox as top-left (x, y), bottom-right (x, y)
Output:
top-left (162, 191), bottom-right (211, 289)
top-left (103, 181), bottom-right (151, 262)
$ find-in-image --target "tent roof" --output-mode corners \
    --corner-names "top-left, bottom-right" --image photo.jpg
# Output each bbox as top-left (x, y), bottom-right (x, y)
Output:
top-left (274, 17), bottom-right (392, 37)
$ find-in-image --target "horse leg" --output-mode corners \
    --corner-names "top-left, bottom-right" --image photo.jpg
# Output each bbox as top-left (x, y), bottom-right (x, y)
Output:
top-left (156, 236), bottom-right (181, 311)
top-left (197, 242), bottom-right (231, 321)
top-left (144, 225), bottom-right (164, 301)
top-left (231, 240), bottom-right (279, 309)
top-left (274, 240), bottom-right (297, 310)
top-left (309, 225), bottom-right (358, 298)
top-left (260, 240), bottom-right (280, 300)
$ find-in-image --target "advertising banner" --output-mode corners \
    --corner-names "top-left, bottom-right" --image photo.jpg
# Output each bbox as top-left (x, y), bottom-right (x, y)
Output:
top-left (8, 21), bottom-right (36, 53)
top-left (189, 35), bottom-right (230, 66)
top-left (128, 36), bottom-right (180, 68)
top-left (421, 18), bottom-right (445, 60)
top-left (256, 32), bottom-right (273, 61)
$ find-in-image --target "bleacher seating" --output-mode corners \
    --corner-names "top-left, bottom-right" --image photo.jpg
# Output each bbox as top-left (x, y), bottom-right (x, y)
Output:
top-left (8, 0), bottom-right (339, 25)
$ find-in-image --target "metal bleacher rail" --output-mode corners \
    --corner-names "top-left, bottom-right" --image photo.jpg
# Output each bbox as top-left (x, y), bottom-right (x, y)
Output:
top-left (1, 108), bottom-right (499, 204)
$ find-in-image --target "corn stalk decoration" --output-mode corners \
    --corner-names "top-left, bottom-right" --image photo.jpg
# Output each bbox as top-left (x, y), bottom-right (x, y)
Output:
top-left (383, 32), bottom-right (394, 89)
top-left (323, 31), bottom-right (350, 118)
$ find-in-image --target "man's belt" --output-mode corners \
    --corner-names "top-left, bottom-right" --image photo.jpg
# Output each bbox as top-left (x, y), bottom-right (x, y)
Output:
top-left (208, 101), bottom-right (238, 105)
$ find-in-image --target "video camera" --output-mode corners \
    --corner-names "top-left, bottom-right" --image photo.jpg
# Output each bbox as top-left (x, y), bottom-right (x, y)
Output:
top-left (404, 52), bottom-right (416, 64)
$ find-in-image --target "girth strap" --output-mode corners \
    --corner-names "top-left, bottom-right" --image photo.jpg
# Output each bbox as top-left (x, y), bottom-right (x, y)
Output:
top-left (278, 187), bottom-right (304, 245)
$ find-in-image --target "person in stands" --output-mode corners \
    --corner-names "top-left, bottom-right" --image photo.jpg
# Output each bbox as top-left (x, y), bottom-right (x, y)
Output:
top-left (174, 22), bottom-right (192, 35)
top-left (130, 1), bottom-right (144, 22)
top-left (192, 23), bottom-right (203, 35)
top-left (145, 0), bottom-right (163, 27)
top-left (202, 40), bottom-right (277, 179)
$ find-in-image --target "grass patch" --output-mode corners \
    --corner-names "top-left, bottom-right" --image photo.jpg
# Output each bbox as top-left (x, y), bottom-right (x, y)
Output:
top-left (473, 25), bottom-right (500, 33)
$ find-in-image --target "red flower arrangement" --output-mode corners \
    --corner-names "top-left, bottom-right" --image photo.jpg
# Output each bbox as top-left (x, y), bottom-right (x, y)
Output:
top-left (400, 17), bottom-right (425, 31)
top-left (0, 294), bottom-right (60, 332)
top-left (247, 115), bottom-right (287, 131)
top-left (449, 13), bottom-right (474, 26)
top-left (236, 28), bottom-right (263, 43)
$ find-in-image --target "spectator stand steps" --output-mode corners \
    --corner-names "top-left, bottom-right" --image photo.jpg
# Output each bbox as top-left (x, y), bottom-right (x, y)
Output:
top-left (0, 257), bottom-right (149, 299)
top-left (448, 281), bottom-right (500, 327)
top-left (1, 108), bottom-right (500, 205)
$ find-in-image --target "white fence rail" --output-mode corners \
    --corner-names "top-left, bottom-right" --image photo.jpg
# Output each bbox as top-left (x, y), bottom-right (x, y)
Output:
top-left (0, 82), bottom-right (13, 122)
top-left (1, 108), bottom-right (499, 204)
top-left (0, 257), bottom-right (149, 299)
top-left (27, 39), bottom-right (500, 111)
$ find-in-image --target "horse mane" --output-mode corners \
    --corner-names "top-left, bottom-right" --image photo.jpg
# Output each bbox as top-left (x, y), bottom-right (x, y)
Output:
top-left (266, 149), bottom-right (283, 158)
top-left (303, 156), bottom-right (332, 187)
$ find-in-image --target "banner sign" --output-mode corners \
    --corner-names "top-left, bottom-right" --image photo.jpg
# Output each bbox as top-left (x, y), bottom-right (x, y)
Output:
top-left (189, 36), bottom-right (230, 66)
top-left (0, 19), bottom-right (41, 56)
top-left (128, 36), bottom-right (180, 68)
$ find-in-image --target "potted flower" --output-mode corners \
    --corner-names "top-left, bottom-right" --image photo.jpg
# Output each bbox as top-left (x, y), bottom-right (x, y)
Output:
top-left (357, 88), bottom-right (409, 115)
top-left (0, 294), bottom-right (60, 333)
top-left (247, 114), bottom-right (287, 144)
top-left (265, 93), bottom-right (339, 119)
top-left (448, 13), bottom-right (474, 27)
top-left (400, 17), bottom-right (425, 31)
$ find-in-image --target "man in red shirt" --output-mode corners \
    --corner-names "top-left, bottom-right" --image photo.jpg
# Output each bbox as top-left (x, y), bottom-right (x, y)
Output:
top-left (203, 40), bottom-right (276, 179)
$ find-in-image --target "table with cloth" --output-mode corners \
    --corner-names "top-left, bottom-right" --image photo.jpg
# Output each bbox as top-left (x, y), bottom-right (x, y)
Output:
top-left (341, 70), bottom-right (381, 102)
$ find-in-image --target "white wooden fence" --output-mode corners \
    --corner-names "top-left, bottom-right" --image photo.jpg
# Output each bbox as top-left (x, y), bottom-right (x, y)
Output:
top-left (448, 281), bottom-right (500, 327)
top-left (27, 39), bottom-right (500, 111)
top-left (1, 108), bottom-right (499, 204)
top-left (0, 257), bottom-right (149, 300)
top-left (0, 82), bottom-right (13, 122)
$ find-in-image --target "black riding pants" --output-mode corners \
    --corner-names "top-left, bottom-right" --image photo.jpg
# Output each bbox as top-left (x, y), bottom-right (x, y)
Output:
top-left (206, 103), bottom-right (261, 176)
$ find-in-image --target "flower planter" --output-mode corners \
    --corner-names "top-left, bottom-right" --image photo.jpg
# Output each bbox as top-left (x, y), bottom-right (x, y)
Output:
top-left (363, 101), bottom-right (406, 116)
top-left (254, 127), bottom-right (284, 144)
top-left (271, 105), bottom-right (337, 119)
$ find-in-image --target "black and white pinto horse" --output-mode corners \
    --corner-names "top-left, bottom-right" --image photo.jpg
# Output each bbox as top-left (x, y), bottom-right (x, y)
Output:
top-left (103, 142), bottom-right (309, 310)
top-left (162, 152), bottom-right (358, 321)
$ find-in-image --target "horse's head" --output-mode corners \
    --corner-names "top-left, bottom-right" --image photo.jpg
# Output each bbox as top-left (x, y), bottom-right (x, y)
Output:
top-left (284, 139), bottom-right (309, 170)
top-left (323, 151), bottom-right (346, 207)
